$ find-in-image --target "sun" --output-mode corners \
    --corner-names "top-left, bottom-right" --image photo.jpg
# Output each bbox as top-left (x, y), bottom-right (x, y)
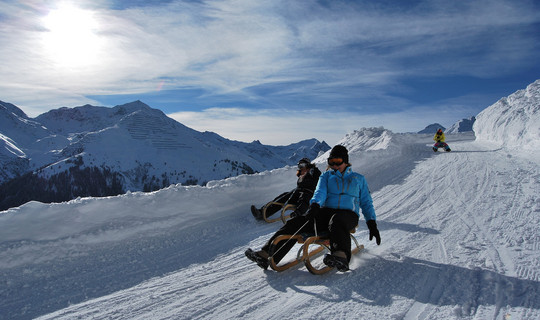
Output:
top-left (42, 4), bottom-right (102, 69)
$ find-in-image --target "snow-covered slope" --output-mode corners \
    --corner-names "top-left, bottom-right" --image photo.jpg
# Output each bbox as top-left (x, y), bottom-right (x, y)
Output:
top-left (0, 101), bottom-right (48, 181)
top-left (0, 133), bottom-right (29, 182)
top-left (0, 100), bottom-right (49, 147)
top-left (1, 129), bottom-right (538, 320)
top-left (1, 81), bottom-right (539, 319)
top-left (474, 79), bottom-right (540, 150)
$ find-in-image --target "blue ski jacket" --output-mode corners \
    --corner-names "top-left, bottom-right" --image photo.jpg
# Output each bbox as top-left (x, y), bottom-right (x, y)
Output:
top-left (310, 166), bottom-right (376, 221)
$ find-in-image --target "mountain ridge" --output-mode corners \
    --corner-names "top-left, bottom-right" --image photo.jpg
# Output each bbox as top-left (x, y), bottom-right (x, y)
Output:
top-left (0, 100), bottom-right (330, 210)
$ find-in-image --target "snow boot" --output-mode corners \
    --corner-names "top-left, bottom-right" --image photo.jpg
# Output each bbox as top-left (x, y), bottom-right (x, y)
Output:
top-left (251, 205), bottom-right (263, 220)
top-left (432, 147), bottom-right (438, 152)
top-left (323, 254), bottom-right (349, 272)
top-left (445, 148), bottom-right (451, 152)
top-left (245, 248), bottom-right (269, 270)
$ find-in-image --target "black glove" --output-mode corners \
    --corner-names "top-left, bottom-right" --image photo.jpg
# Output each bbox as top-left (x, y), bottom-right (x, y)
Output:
top-left (304, 203), bottom-right (320, 222)
top-left (366, 220), bottom-right (381, 245)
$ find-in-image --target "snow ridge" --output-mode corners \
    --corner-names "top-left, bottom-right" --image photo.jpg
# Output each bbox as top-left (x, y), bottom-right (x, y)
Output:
top-left (474, 80), bottom-right (540, 150)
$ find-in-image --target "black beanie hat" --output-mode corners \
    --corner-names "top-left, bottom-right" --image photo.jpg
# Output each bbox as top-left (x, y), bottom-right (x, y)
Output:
top-left (298, 157), bottom-right (311, 166)
top-left (329, 145), bottom-right (349, 164)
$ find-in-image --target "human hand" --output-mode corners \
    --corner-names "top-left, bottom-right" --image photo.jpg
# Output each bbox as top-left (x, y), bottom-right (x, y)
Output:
top-left (366, 220), bottom-right (381, 245)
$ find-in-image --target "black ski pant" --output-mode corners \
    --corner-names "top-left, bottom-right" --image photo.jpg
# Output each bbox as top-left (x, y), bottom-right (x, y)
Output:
top-left (262, 208), bottom-right (359, 264)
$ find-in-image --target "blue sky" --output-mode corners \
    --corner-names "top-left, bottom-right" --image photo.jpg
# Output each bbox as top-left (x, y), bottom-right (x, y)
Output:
top-left (1, 0), bottom-right (539, 145)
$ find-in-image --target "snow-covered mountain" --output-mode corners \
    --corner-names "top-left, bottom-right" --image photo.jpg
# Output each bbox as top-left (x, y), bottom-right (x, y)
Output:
top-left (447, 116), bottom-right (476, 133)
top-left (1, 80), bottom-right (538, 320)
top-left (0, 101), bottom-right (50, 181)
top-left (417, 123), bottom-right (445, 134)
top-left (0, 100), bottom-right (329, 210)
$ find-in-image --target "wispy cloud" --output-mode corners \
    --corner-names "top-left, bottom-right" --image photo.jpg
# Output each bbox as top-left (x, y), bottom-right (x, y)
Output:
top-left (1, 0), bottom-right (539, 142)
top-left (168, 102), bottom-right (480, 145)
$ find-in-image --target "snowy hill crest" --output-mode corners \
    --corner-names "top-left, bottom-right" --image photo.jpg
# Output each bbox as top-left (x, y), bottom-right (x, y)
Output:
top-left (474, 80), bottom-right (540, 150)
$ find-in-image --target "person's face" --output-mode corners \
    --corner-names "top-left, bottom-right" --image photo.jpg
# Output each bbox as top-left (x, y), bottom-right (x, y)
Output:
top-left (297, 163), bottom-right (309, 176)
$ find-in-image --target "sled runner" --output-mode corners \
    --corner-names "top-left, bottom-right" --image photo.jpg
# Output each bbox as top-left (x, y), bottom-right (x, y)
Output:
top-left (268, 229), bottom-right (364, 274)
top-left (261, 202), bottom-right (296, 223)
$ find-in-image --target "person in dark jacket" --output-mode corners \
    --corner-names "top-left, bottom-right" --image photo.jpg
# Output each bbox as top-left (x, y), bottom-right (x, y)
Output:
top-left (250, 158), bottom-right (321, 220)
top-left (246, 145), bottom-right (380, 271)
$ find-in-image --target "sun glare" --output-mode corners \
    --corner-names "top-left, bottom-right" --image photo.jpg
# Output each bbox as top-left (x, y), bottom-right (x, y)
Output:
top-left (42, 4), bottom-right (102, 69)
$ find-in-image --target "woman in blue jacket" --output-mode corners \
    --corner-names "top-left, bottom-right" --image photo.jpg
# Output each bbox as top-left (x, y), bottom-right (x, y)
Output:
top-left (309, 145), bottom-right (381, 271)
top-left (245, 145), bottom-right (381, 272)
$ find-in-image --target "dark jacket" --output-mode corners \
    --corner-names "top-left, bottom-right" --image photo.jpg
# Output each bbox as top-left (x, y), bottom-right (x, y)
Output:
top-left (296, 166), bottom-right (322, 191)
top-left (291, 165), bottom-right (322, 215)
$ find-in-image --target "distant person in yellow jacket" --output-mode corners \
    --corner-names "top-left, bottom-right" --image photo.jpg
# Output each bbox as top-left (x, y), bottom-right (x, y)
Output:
top-left (433, 128), bottom-right (451, 152)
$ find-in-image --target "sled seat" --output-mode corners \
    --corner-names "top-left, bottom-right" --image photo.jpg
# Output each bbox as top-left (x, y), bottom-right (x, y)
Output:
top-left (262, 201), bottom-right (296, 224)
top-left (268, 228), bottom-right (364, 275)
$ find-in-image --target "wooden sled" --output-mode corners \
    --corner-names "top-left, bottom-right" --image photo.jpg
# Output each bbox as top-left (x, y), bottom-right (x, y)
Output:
top-left (262, 202), bottom-right (296, 224)
top-left (268, 230), bottom-right (364, 275)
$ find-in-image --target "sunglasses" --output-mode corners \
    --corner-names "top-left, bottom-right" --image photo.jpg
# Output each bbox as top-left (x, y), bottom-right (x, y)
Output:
top-left (327, 158), bottom-right (344, 166)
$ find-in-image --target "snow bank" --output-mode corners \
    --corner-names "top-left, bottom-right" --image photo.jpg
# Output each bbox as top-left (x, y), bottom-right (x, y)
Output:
top-left (474, 79), bottom-right (540, 149)
top-left (314, 127), bottom-right (394, 161)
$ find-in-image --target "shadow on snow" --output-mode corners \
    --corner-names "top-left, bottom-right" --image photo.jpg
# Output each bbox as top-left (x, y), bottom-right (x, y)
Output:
top-left (265, 254), bottom-right (539, 316)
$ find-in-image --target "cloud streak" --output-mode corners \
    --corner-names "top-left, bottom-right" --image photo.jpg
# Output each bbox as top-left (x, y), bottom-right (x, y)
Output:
top-left (168, 101), bottom-right (480, 146)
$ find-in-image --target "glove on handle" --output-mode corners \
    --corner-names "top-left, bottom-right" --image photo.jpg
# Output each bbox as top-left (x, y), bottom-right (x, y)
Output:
top-left (304, 203), bottom-right (320, 221)
top-left (366, 220), bottom-right (381, 245)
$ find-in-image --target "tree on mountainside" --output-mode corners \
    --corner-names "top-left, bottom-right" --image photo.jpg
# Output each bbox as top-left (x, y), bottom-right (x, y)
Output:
top-left (0, 166), bottom-right (124, 211)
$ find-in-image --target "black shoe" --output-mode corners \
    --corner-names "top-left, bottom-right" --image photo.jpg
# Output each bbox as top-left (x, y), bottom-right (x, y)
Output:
top-left (245, 248), bottom-right (269, 270)
top-left (323, 254), bottom-right (349, 272)
top-left (251, 205), bottom-right (263, 220)
top-left (445, 148), bottom-right (451, 152)
top-left (432, 147), bottom-right (438, 152)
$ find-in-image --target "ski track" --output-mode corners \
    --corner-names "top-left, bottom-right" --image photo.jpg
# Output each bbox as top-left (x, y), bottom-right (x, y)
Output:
top-left (1, 136), bottom-right (539, 320)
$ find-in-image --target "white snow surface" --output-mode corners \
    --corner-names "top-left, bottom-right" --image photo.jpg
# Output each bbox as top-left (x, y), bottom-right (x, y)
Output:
top-left (474, 80), bottom-right (540, 150)
top-left (1, 129), bottom-right (539, 320)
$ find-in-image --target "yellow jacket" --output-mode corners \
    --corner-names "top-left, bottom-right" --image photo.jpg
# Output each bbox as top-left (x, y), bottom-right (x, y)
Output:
top-left (434, 132), bottom-right (445, 142)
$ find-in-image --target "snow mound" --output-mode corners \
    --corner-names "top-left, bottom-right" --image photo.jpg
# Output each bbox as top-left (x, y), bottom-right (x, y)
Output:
top-left (318, 127), bottom-right (394, 157)
top-left (474, 79), bottom-right (540, 149)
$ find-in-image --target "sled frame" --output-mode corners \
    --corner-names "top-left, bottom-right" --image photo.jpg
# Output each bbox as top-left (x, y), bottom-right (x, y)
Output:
top-left (262, 202), bottom-right (296, 224)
top-left (268, 230), bottom-right (364, 275)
